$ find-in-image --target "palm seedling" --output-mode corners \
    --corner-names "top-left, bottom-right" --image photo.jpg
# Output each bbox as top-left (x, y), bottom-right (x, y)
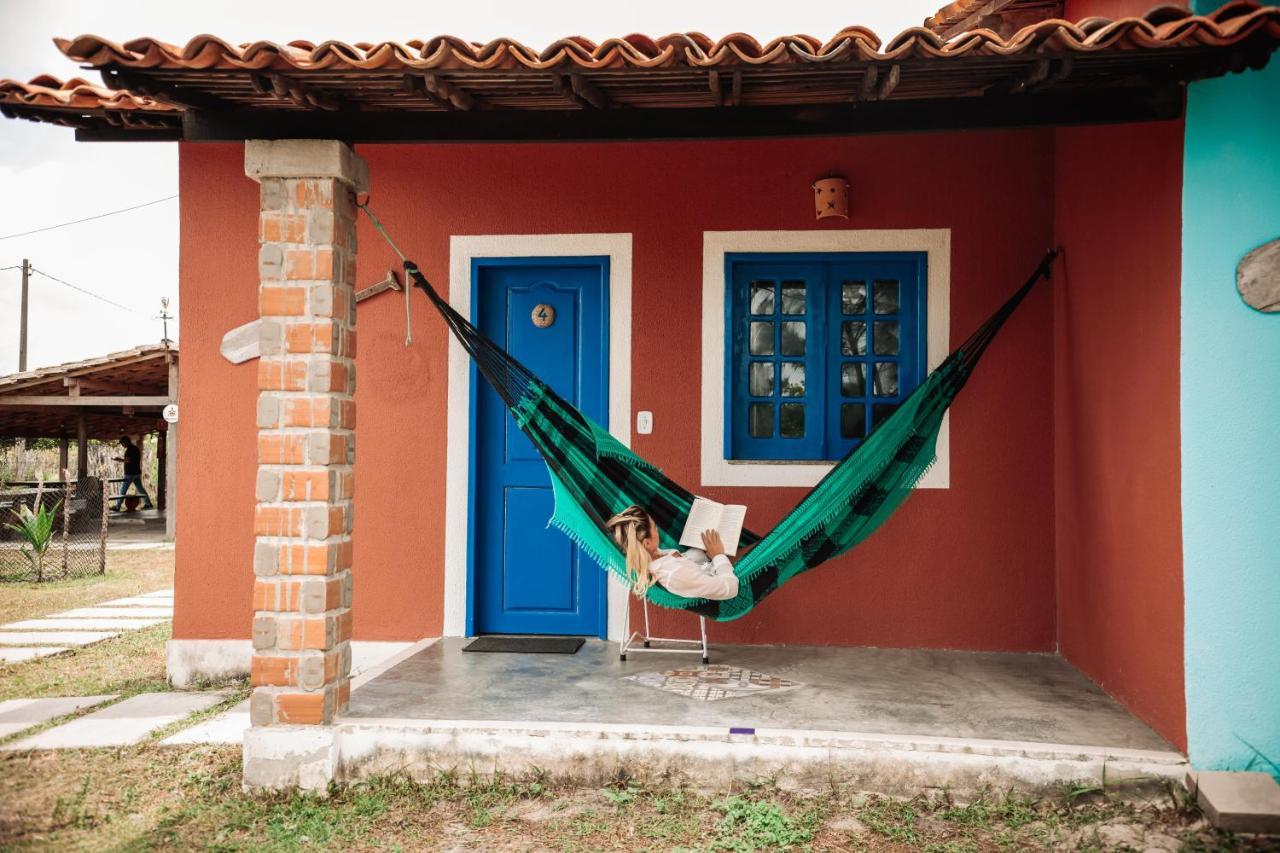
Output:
top-left (5, 498), bottom-right (61, 582)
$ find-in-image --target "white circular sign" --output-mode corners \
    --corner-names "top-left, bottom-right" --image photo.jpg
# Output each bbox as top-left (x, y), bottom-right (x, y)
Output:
top-left (531, 304), bottom-right (556, 328)
top-left (162, 404), bottom-right (179, 424)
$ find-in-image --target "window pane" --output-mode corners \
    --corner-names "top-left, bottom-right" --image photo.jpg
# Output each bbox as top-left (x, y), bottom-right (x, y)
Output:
top-left (781, 281), bottom-right (806, 315)
top-left (841, 363), bottom-right (865, 397)
top-left (841, 403), bottom-right (866, 438)
top-left (842, 281), bottom-right (867, 314)
top-left (750, 281), bottom-right (775, 315)
top-left (780, 403), bottom-right (805, 437)
top-left (873, 362), bottom-right (899, 397)
top-left (749, 403), bottom-right (773, 437)
top-left (780, 363), bottom-right (805, 396)
top-left (873, 403), bottom-right (898, 429)
top-left (780, 322), bottom-right (806, 355)
top-left (749, 362), bottom-right (774, 397)
top-left (841, 321), bottom-right (867, 356)
top-left (873, 280), bottom-right (900, 314)
top-left (749, 322), bottom-right (774, 355)
top-left (873, 321), bottom-right (899, 355)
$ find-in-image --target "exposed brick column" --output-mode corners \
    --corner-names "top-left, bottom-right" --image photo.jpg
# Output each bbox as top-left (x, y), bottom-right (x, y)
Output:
top-left (244, 140), bottom-right (367, 726)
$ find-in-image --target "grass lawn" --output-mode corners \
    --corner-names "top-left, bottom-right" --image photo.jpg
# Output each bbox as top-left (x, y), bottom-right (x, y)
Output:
top-left (0, 548), bottom-right (177, 703)
top-left (0, 548), bottom-right (173, 625)
top-left (0, 750), bottom-right (1270, 851)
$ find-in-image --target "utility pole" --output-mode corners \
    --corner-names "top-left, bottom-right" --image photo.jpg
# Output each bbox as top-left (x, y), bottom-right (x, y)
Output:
top-left (19, 258), bottom-right (30, 371)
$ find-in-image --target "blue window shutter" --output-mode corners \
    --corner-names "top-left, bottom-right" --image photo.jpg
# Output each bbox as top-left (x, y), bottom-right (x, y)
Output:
top-left (726, 252), bottom-right (927, 461)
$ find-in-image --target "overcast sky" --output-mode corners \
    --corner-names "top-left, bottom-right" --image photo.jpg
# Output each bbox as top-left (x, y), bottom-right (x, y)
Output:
top-left (0, 0), bottom-right (939, 374)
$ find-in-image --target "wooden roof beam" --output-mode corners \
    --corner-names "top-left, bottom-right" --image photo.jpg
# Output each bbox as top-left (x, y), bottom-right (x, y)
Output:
top-left (103, 68), bottom-right (231, 111)
top-left (937, 0), bottom-right (1023, 39)
top-left (0, 395), bottom-right (172, 407)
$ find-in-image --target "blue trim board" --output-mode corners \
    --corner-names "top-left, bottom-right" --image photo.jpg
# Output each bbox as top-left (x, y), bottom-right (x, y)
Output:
top-left (1181, 38), bottom-right (1280, 779)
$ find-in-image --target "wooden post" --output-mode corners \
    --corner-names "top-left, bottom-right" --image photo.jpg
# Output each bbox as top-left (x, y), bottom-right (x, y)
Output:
top-left (34, 480), bottom-right (44, 582)
top-left (76, 413), bottom-right (89, 479)
top-left (165, 354), bottom-right (178, 541)
top-left (61, 469), bottom-right (72, 578)
top-left (156, 430), bottom-right (167, 514)
top-left (18, 259), bottom-right (29, 372)
top-left (58, 438), bottom-right (69, 477)
top-left (99, 478), bottom-right (108, 575)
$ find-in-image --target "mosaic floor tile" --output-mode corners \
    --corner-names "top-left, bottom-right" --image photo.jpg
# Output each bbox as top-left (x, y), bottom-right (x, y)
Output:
top-left (623, 664), bottom-right (803, 702)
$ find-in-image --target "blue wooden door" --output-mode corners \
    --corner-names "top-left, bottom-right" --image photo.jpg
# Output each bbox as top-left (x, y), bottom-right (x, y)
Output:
top-left (472, 258), bottom-right (609, 636)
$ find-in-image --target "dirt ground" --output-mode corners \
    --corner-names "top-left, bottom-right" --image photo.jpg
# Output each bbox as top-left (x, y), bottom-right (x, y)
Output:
top-left (1, 746), bottom-right (1275, 851)
top-left (2, 551), bottom-right (1275, 850)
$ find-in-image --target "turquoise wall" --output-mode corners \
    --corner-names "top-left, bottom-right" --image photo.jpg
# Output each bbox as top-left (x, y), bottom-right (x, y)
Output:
top-left (1181, 17), bottom-right (1280, 778)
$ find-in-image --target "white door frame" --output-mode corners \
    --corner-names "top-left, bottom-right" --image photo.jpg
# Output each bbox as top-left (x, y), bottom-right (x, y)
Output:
top-left (443, 234), bottom-right (633, 640)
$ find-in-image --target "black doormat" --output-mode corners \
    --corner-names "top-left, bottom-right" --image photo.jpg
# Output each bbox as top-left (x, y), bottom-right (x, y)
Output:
top-left (462, 636), bottom-right (586, 654)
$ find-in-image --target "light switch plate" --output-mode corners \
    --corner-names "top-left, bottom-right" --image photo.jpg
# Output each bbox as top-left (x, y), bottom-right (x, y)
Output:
top-left (637, 411), bottom-right (653, 435)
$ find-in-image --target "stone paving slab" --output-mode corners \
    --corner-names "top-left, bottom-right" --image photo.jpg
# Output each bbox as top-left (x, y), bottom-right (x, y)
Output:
top-left (162, 700), bottom-right (249, 745)
top-left (58, 607), bottom-right (173, 619)
top-left (0, 647), bottom-right (71, 663)
top-left (4, 691), bottom-right (231, 750)
top-left (0, 696), bottom-right (116, 739)
top-left (1189, 770), bottom-right (1280, 834)
top-left (2, 618), bottom-right (167, 631)
top-left (138, 590), bottom-right (175, 599)
top-left (0, 630), bottom-right (120, 647)
top-left (100, 596), bottom-right (175, 607)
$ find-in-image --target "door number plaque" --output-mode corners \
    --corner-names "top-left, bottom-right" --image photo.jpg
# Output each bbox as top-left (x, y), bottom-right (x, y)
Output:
top-left (532, 304), bottom-right (556, 328)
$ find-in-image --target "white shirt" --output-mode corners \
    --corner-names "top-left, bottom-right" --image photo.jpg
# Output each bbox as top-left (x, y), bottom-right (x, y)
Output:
top-left (650, 549), bottom-right (739, 600)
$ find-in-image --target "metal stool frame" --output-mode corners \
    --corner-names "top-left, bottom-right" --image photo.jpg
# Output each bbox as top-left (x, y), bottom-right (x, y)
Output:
top-left (619, 594), bottom-right (709, 664)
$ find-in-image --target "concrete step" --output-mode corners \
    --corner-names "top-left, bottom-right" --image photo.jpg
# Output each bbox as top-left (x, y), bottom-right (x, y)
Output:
top-left (0, 696), bottom-right (116, 739)
top-left (2, 618), bottom-right (167, 632)
top-left (0, 647), bottom-right (71, 663)
top-left (162, 700), bottom-right (249, 745)
top-left (1188, 770), bottom-right (1280, 834)
top-left (4, 691), bottom-right (231, 750)
top-left (100, 596), bottom-right (175, 607)
top-left (57, 607), bottom-right (173, 619)
top-left (0, 630), bottom-right (120, 647)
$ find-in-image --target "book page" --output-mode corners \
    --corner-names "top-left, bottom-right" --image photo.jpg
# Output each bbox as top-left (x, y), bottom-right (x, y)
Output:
top-left (678, 498), bottom-right (724, 551)
top-left (715, 504), bottom-right (747, 558)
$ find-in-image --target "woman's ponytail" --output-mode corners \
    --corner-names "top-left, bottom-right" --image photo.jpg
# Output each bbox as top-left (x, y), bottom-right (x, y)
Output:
top-left (605, 506), bottom-right (654, 595)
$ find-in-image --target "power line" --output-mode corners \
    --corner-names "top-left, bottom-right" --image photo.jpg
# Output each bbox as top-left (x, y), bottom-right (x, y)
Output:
top-left (29, 266), bottom-right (139, 314)
top-left (0, 195), bottom-right (178, 242)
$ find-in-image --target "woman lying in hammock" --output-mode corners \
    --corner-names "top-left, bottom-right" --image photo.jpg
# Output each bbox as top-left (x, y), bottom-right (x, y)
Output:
top-left (605, 506), bottom-right (739, 600)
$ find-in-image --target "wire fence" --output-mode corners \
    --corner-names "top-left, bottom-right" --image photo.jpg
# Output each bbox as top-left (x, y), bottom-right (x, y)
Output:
top-left (0, 477), bottom-right (108, 582)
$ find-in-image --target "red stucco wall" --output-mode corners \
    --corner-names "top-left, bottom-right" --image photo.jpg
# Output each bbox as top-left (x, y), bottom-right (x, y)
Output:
top-left (174, 131), bottom-right (1058, 650)
top-left (1053, 121), bottom-right (1187, 750)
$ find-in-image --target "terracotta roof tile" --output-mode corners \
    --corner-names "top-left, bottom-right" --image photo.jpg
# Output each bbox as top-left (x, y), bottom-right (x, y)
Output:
top-left (2, 2), bottom-right (1276, 138)
top-left (52, 2), bottom-right (1280, 71)
top-left (0, 75), bottom-right (179, 131)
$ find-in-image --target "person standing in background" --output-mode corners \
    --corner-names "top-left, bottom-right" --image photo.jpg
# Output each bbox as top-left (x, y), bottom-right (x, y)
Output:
top-left (112, 436), bottom-right (154, 511)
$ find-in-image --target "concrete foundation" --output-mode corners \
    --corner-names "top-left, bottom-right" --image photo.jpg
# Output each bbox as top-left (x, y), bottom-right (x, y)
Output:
top-left (243, 639), bottom-right (1188, 792)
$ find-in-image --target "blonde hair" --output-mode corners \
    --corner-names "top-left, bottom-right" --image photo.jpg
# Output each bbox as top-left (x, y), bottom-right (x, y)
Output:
top-left (605, 506), bottom-right (654, 595)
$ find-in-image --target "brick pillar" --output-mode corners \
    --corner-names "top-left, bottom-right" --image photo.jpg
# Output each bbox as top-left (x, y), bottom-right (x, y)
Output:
top-left (245, 140), bottom-right (367, 726)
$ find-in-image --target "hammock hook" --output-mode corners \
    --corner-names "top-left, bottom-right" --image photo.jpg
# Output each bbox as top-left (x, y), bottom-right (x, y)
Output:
top-left (354, 195), bottom-right (413, 346)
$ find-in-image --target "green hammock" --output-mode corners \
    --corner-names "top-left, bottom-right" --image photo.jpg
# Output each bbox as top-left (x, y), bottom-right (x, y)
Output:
top-left (400, 249), bottom-right (1057, 622)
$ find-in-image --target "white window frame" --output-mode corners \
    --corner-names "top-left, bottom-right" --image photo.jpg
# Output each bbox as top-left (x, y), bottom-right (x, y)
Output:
top-left (701, 230), bottom-right (951, 489)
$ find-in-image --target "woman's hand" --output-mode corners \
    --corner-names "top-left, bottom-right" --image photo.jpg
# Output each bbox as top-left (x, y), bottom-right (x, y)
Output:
top-left (700, 529), bottom-right (726, 559)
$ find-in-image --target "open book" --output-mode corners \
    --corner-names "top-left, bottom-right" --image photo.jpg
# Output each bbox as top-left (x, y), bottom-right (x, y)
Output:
top-left (678, 497), bottom-right (748, 558)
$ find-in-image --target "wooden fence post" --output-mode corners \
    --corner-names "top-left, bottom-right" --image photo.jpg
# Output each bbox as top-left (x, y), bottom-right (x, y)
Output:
top-left (99, 478), bottom-right (108, 575)
top-left (61, 469), bottom-right (71, 578)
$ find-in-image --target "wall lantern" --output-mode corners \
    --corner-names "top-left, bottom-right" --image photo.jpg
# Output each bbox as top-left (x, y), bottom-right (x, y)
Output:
top-left (813, 176), bottom-right (849, 220)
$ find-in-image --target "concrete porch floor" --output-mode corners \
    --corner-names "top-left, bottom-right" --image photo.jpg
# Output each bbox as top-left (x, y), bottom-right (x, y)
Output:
top-left (346, 639), bottom-right (1170, 751)
top-left (244, 638), bottom-right (1194, 793)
